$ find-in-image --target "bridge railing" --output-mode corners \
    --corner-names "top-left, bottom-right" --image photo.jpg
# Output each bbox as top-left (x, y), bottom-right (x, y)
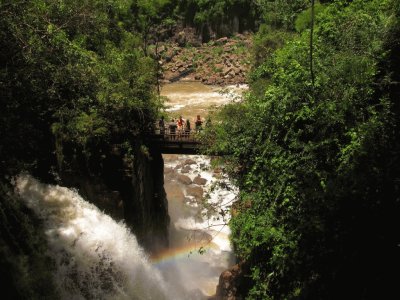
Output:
top-left (153, 127), bottom-right (202, 141)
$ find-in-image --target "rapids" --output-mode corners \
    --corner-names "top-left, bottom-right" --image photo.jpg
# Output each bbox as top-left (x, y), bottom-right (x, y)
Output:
top-left (154, 154), bottom-right (238, 297)
top-left (161, 81), bottom-right (247, 120)
top-left (15, 174), bottom-right (178, 300)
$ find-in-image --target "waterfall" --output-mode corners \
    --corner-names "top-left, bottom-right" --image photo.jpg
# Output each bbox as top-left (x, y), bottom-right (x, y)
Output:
top-left (15, 174), bottom-right (179, 300)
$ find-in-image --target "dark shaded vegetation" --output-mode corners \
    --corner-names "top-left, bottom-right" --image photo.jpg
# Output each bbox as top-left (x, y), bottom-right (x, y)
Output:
top-left (204, 0), bottom-right (400, 298)
top-left (176, 0), bottom-right (259, 41)
top-left (0, 0), bottom-right (160, 179)
top-left (0, 0), bottom-right (161, 296)
top-left (130, 0), bottom-right (264, 45)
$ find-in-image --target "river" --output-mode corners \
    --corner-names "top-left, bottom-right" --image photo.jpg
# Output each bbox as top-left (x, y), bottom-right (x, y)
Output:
top-left (155, 81), bottom-right (247, 298)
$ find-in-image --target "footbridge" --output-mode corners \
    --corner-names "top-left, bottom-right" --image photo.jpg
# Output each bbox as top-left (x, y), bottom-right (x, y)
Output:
top-left (146, 129), bottom-right (202, 155)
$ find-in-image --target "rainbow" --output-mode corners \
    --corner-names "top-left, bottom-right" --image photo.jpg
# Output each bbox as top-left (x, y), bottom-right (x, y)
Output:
top-left (150, 241), bottom-right (219, 266)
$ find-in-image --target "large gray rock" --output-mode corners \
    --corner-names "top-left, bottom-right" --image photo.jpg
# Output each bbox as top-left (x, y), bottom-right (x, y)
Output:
top-left (164, 182), bottom-right (185, 202)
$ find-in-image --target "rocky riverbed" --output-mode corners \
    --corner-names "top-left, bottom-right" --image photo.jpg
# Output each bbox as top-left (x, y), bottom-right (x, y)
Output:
top-left (158, 32), bottom-right (252, 86)
top-left (159, 153), bottom-right (237, 298)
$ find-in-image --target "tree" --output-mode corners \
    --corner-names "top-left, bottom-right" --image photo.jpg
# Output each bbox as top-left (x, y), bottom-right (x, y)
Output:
top-left (205, 0), bottom-right (400, 298)
top-left (0, 0), bottom-right (160, 177)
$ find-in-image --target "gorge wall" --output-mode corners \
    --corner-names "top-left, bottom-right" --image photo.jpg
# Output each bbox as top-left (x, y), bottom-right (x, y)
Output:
top-left (59, 140), bottom-right (169, 253)
top-left (128, 143), bottom-right (170, 252)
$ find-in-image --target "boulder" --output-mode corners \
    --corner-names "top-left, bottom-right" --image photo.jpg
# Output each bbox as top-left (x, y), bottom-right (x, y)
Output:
top-left (186, 185), bottom-right (204, 200)
top-left (176, 174), bottom-right (192, 185)
top-left (213, 167), bottom-right (222, 174)
top-left (177, 31), bottom-right (187, 47)
top-left (233, 68), bottom-right (241, 75)
top-left (158, 45), bottom-right (166, 53)
top-left (193, 175), bottom-right (207, 186)
top-left (216, 37), bottom-right (228, 45)
top-left (181, 165), bottom-right (192, 174)
top-left (214, 263), bottom-right (247, 300)
top-left (174, 163), bottom-right (184, 170)
top-left (223, 67), bottom-right (232, 76)
top-left (164, 167), bottom-right (174, 174)
top-left (164, 182), bottom-right (185, 202)
top-left (184, 158), bottom-right (197, 165)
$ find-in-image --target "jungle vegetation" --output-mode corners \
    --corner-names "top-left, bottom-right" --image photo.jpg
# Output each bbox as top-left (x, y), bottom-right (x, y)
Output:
top-left (0, 0), bottom-right (399, 298)
top-left (205, 0), bottom-right (400, 299)
top-left (0, 0), bottom-right (160, 297)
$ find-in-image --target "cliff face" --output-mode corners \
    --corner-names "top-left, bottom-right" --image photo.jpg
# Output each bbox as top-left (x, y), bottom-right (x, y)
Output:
top-left (59, 141), bottom-right (169, 253)
top-left (127, 144), bottom-right (170, 252)
top-left (209, 262), bottom-right (252, 300)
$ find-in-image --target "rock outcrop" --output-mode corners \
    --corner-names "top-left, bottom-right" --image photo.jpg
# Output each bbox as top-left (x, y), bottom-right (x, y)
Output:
top-left (59, 140), bottom-right (170, 254)
top-left (158, 33), bottom-right (252, 86)
top-left (209, 262), bottom-right (252, 300)
top-left (193, 175), bottom-right (207, 185)
top-left (128, 143), bottom-right (170, 253)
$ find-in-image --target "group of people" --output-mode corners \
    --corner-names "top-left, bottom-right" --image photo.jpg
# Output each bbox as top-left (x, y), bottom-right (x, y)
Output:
top-left (158, 115), bottom-right (204, 139)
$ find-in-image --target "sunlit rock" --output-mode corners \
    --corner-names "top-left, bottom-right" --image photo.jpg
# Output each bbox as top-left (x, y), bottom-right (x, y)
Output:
top-left (186, 185), bottom-right (203, 200)
top-left (193, 175), bottom-right (208, 186)
top-left (176, 174), bottom-right (192, 185)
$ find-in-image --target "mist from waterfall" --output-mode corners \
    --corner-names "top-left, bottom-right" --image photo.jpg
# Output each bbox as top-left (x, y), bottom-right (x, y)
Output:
top-left (15, 174), bottom-right (180, 300)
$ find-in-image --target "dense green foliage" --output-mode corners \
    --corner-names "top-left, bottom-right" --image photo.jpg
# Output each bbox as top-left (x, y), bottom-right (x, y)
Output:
top-left (206, 0), bottom-right (400, 298)
top-left (255, 0), bottom-right (309, 30)
top-left (177, 0), bottom-right (259, 38)
top-left (129, 0), bottom-right (262, 42)
top-left (0, 0), bottom-right (160, 296)
top-left (0, 0), bottom-right (160, 177)
top-left (131, 0), bottom-right (179, 52)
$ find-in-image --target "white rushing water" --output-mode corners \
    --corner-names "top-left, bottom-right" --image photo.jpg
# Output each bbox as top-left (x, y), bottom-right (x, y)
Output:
top-left (157, 154), bottom-right (238, 297)
top-left (161, 81), bottom-right (247, 119)
top-left (15, 174), bottom-right (180, 300)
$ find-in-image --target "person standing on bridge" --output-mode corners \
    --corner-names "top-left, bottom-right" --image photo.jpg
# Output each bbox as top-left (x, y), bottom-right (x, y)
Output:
top-left (185, 118), bottom-right (191, 138)
top-left (169, 118), bottom-right (177, 140)
top-left (177, 116), bottom-right (185, 139)
top-left (195, 115), bottom-right (203, 133)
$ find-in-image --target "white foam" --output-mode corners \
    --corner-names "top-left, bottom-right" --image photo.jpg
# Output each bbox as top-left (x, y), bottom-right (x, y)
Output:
top-left (165, 153), bottom-right (238, 255)
top-left (165, 104), bottom-right (186, 112)
top-left (161, 82), bottom-right (248, 113)
top-left (15, 174), bottom-right (180, 300)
